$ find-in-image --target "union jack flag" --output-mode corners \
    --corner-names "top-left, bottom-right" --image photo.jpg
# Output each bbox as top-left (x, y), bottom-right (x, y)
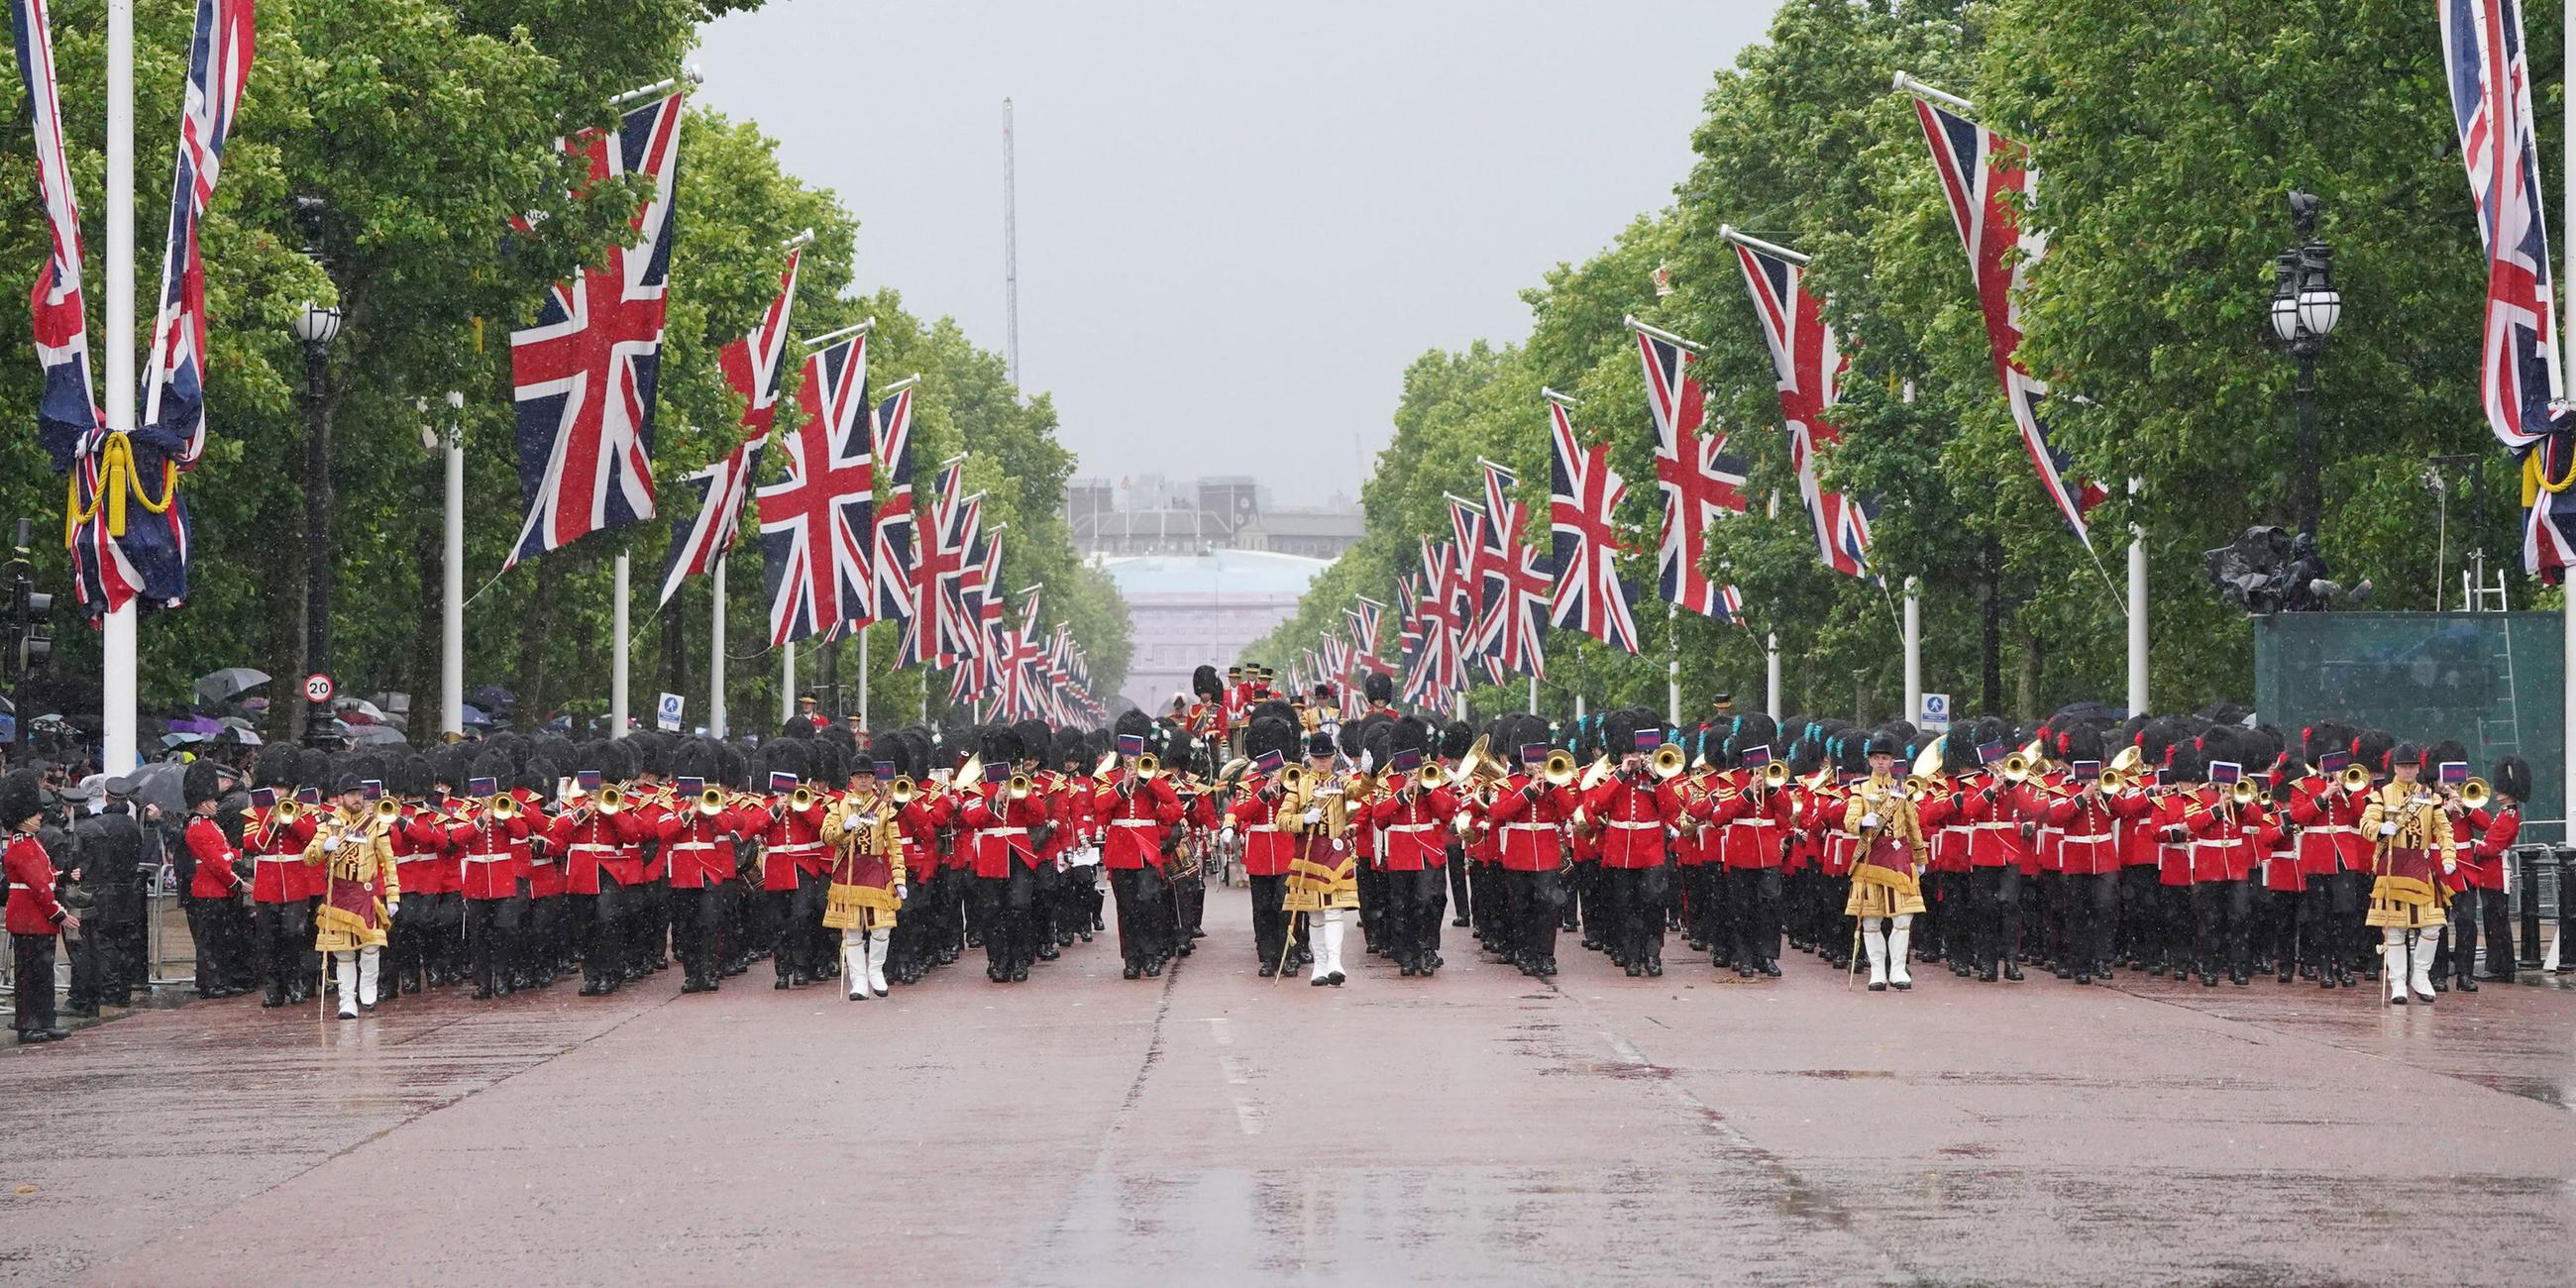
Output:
top-left (2441, 0), bottom-right (2576, 577)
top-left (1395, 574), bottom-right (1431, 706)
top-left (1000, 586), bottom-right (1044, 720)
top-left (1419, 537), bottom-right (1466, 698)
top-left (944, 524), bottom-right (1004, 700)
top-left (1632, 324), bottom-right (1748, 618)
top-left (1910, 95), bottom-right (2106, 546)
top-left (898, 463), bottom-right (979, 668)
top-left (755, 336), bottom-right (873, 647)
top-left (1719, 583), bottom-right (1748, 627)
top-left (13, 0), bottom-right (96, 469)
top-left (1548, 400), bottom-right (1641, 654)
top-left (137, 0), bottom-right (251, 471)
top-left (1347, 595), bottom-right (1384, 659)
top-left (659, 249), bottom-right (804, 605)
top-left (1730, 239), bottom-right (1876, 580)
top-left (506, 90), bottom-right (683, 569)
top-left (1446, 495), bottom-right (1496, 659)
top-left (869, 381), bottom-right (917, 622)
top-left (1474, 461), bottom-right (1550, 678)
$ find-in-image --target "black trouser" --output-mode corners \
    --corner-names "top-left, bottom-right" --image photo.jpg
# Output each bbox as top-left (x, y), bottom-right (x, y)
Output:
top-left (1508, 867), bottom-right (1562, 966)
top-left (1606, 864), bottom-right (1666, 966)
top-left (577, 875), bottom-right (623, 986)
top-left (2303, 870), bottom-right (2363, 972)
top-left (2195, 877), bottom-right (2251, 975)
top-left (1971, 866), bottom-right (2022, 969)
top-left (1382, 865), bottom-right (1442, 967)
top-left (1731, 867), bottom-right (1782, 969)
top-left (390, 894), bottom-right (434, 990)
top-left (14, 931), bottom-right (57, 1032)
top-left (624, 877), bottom-right (667, 975)
top-left (769, 870), bottom-right (826, 978)
top-left (1171, 864), bottom-right (1206, 942)
top-left (2118, 866), bottom-right (2159, 962)
top-left (1562, 862), bottom-right (1590, 933)
top-left (2063, 872), bottom-right (2117, 975)
top-left (1682, 864), bottom-right (1723, 950)
top-left (252, 899), bottom-right (307, 997)
top-left (1447, 854), bottom-right (1472, 928)
top-left (524, 892), bottom-right (563, 980)
top-left (465, 894), bottom-right (520, 992)
top-left (84, 888), bottom-right (143, 1004)
top-left (2450, 885), bottom-right (2513, 980)
top-left (978, 866), bottom-right (1035, 975)
top-left (184, 897), bottom-right (234, 995)
top-left (429, 891), bottom-right (465, 983)
top-left (1355, 857), bottom-right (1388, 951)
top-left (1247, 873), bottom-right (1290, 969)
top-left (1109, 865), bottom-right (1168, 967)
top-left (672, 884), bottom-right (724, 982)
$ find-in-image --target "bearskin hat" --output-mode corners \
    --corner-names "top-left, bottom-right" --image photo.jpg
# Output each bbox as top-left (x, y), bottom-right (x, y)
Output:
top-left (1193, 665), bottom-right (1225, 703)
top-left (0, 769), bottom-right (46, 827)
top-left (1242, 716), bottom-right (1297, 766)
top-left (183, 759), bottom-right (227, 807)
top-left (2351, 729), bottom-right (2396, 775)
top-left (763, 738), bottom-right (810, 784)
top-left (671, 739), bottom-right (715, 787)
top-left (2496, 755), bottom-right (2533, 802)
top-left (1363, 671), bottom-right (1393, 705)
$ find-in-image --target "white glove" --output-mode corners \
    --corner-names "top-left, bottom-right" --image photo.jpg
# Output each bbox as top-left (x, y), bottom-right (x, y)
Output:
top-left (895, 884), bottom-right (908, 902)
top-left (2380, 821), bottom-right (2399, 836)
top-left (1860, 812), bottom-right (1881, 830)
top-left (1302, 807), bottom-right (1323, 825)
top-left (2441, 859), bottom-right (2457, 876)
top-left (844, 811), bottom-right (861, 828)
top-left (1220, 826), bottom-right (1237, 847)
top-left (385, 901), bottom-right (399, 917)
top-left (322, 835), bottom-right (341, 853)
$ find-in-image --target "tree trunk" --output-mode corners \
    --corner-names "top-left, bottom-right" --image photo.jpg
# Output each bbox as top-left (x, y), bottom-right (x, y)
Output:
top-left (2013, 619), bottom-right (2042, 723)
top-left (1979, 536), bottom-right (2001, 719)
top-left (514, 556), bottom-right (565, 733)
top-left (661, 581), bottom-right (687, 697)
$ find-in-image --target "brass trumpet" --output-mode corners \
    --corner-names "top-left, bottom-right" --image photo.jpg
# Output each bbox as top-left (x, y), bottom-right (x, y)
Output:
top-left (374, 797), bottom-right (403, 823)
top-left (1135, 753), bottom-right (1161, 779)
top-left (788, 785), bottom-right (816, 811)
top-left (2459, 777), bottom-right (2492, 809)
top-left (1008, 773), bottom-right (1034, 801)
top-left (889, 776), bottom-right (918, 805)
top-left (273, 798), bottom-right (304, 825)
top-left (1649, 744), bottom-right (1687, 780)
top-left (1415, 761), bottom-right (1448, 791)
top-left (489, 794), bottom-right (520, 823)
top-left (698, 786), bottom-right (727, 816)
top-left (2230, 779), bottom-right (2260, 807)
top-left (1999, 751), bottom-right (2036, 783)
top-left (1542, 749), bottom-right (1577, 788)
top-left (2338, 764), bottom-right (2372, 794)
top-left (595, 784), bottom-right (627, 815)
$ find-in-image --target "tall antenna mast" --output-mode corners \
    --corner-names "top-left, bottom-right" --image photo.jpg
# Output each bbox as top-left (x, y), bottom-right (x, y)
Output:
top-left (1003, 97), bottom-right (1020, 387)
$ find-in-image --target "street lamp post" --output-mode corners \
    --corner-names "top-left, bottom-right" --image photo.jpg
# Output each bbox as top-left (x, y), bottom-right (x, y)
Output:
top-left (2268, 190), bottom-right (2342, 540)
top-left (292, 194), bottom-right (341, 747)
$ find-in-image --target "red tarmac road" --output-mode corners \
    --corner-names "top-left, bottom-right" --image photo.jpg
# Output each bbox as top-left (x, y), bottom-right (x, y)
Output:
top-left (4, 882), bottom-right (2573, 1286)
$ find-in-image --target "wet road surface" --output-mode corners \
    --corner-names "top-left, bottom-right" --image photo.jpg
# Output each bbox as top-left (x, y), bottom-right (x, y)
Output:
top-left (5, 882), bottom-right (2573, 1286)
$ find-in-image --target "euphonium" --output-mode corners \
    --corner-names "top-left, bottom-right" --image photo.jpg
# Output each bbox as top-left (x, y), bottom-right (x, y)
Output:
top-left (1901, 774), bottom-right (1931, 800)
top-left (1542, 749), bottom-right (1577, 788)
top-left (1649, 744), bottom-right (1687, 780)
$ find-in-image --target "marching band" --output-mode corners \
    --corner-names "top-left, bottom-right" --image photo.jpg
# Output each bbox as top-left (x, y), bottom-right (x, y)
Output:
top-left (89, 661), bottom-right (2542, 1030)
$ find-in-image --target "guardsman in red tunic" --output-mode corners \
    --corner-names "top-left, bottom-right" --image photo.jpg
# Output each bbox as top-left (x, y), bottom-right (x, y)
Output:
top-left (180, 762), bottom-right (247, 999)
top-left (1484, 726), bottom-right (1577, 978)
top-left (453, 759), bottom-right (532, 999)
top-left (961, 726), bottom-right (1049, 983)
top-left (1914, 734), bottom-right (1975, 975)
top-left (887, 757), bottom-right (955, 984)
top-left (1096, 724), bottom-right (1182, 978)
top-left (656, 741), bottom-right (745, 994)
top-left (1580, 713), bottom-right (1686, 978)
top-left (755, 739), bottom-right (831, 988)
top-left (1220, 716), bottom-right (1303, 977)
top-left (6, 771), bottom-right (76, 1042)
top-left (1720, 732), bottom-right (1792, 979)
top-left (2457, 755), bottom-right (2529, 988)
top-left (2290, 724), bottom-right (2380, 986)
top-left (1365, 724), bottom-right (1458, 978)
top-left (384, 759), bottom-right (453, 999)
top-left (2045, 731), bottom-right (2123, 986)
top-left (247, 765), bottom-right (321, 1008)
top-left (1958, 723), bottom-right (2035, 983)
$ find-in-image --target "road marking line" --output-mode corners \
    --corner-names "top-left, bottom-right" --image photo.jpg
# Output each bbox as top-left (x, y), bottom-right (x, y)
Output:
top-left (1233, 1097), bottom-right (1265, 1135)
top-left (1193, 1017), bottom-right (1234, 1045)
top-left (1219, 1054), bottom-right (1250, 1085)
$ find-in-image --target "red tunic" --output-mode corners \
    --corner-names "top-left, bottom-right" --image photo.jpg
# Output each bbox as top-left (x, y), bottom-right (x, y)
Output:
top-left (761, 795), bottom-right (830, 890)
top-left (1095, 772), bottom-right (1182, 870)
top-left (1223, 786), bottom-right (1297, 879)
top-left (1366, 786), bottom-right (1457, 871)
top-left (961, 785), bottom-right (1048, 878)
top-left (454, 810), bottom-right (532, 901)
top-left (2462, 805), bottom-right (2521, 892)
top-left (247, 808), bottom-right (319, 904)
top-left (3, 831), bottom-right (66, 935)
top-left (390, 805), bottom-right (454, 899)
top-left (1580, 775), bottom-right (1681, 870)
top-left (1483, 773), bottom-right (1574, 872)
top-left (184, 814), bottom-right (243, 900)
top-left (1721, 782), bottom-right (1791, 871)
top-left (2046, 792), bottom-right (2122, 877)
top-left (2286, 778), bottom-right (2371, 876)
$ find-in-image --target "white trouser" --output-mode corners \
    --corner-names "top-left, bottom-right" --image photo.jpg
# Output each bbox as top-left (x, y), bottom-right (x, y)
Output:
top-left (1862, 916), bottom-right (1888, 986)
top-left (1885, 913), bottom-right (1914, 985)
top-left (1311, 908), bottom-right (1347, 980)
top-left (840, 929), bottom-right (889, 999)
top-left (2384, 925), bottom-right (2440, 999)
top-left (332, 947), bottom-right (380, 1016)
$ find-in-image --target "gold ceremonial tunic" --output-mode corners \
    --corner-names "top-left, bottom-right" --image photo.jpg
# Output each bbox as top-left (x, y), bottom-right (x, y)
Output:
top-left (1840, 777), bottom-right (1928, 918)
top-left (2359, 784), bottom-right (2455, 929)
top-left (1282, 772), bottom-right (1359, 912)
top-left (820, 790), bottom-right (906, 931)
top-left (304, 812), bottom-right (400, 952)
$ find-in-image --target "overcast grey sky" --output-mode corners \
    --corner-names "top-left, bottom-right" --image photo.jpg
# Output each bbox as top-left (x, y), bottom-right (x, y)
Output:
top-left (695, 1), bottom-right (1776, 506)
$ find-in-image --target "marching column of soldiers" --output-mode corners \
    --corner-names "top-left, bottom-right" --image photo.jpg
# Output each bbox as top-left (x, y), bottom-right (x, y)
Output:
top-left (11, 663), bottom-right (2550, 1042)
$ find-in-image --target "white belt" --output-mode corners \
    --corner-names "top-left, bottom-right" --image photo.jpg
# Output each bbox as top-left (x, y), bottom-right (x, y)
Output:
top-left (2191, 840), bottom-right (2232, 849)
top-left (569, 843), bottom-right (621, 854)
top-left (256, 853), bottom-right (301, 863)
top-left (1384, 823), bottom-right (1437, 833)
top-left (1974, 821), bottom-right (2015, 830)
top-left (464, 853), bottom-right (512, 864)
top-left (1109, 818), bottom-right (1159, 828)
top-left (1503, 821), bottom-right (1556, 832)
top-left (6, 882), bottom-right (32, 892)
top-left (2060, 833), bottom-right (2114, 845)
top-left (2308, 825), bottom-right (2354, 835)
top-left (1606, 819), bottom-right (1663, 830)
top-left (1244, 824), bottom-right (1281, 834)
top-left (982, 827), bottom-right (1028, 837)
top-left (769, 842), bottom-right (824, 853)
top-left (668, 842), bottom-right (717, 852)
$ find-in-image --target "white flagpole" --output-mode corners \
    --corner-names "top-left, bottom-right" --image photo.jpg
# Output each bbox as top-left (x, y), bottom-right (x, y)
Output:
top-left (1665, 602), bottom-right (1680, 728)
top-left (1902, 576), bottom-right (1922, 728)
top-left (857, 626), bottom-right (870, 731)
top-left (781, 639), bottom-right (796, 726)
top-left (708, 556), bottom-right (727, 738)
top-left (441, 392), bottom-right (464, 738)
top-left (1766, 631), bottom-right (1782, 720)
top-left (1527, 674), bottom-right (1537, 716)
top-left (610, 552), bottom-right (630, 737)
top-left (2564, 0), bottom-right (2574, 844)
top-left (100, 0), bottom-right (136, 774)
top-left (2127, 478), bottom-right (2148, 715)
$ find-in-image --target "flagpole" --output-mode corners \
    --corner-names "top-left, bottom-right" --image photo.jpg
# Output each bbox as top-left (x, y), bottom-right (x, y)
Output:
top-left (1665, 601), bottom-right (1680, 728)
top-left (441, 391), bottom-right (464, 739)
top-left (2564, 0), bottom-right (2574, 845)
top-left (2126, 478), bottom-right (2147, 715)
top-left (781, 640), bottom-right (795, 726)
top-left (610, 551), bottom-right (630, 737)
top-left (1902, 576), bottom-right (1922, 728)
top-left (1766, 631), bottom-right (1781, 720)
top-left (708, 555), bottom-right (727, 738)
top-left (1528, 674), bottom-right (1537, 716)
top-left (857, 626), bottom-right (869, 731)
top-left (99, 0), bottom-right (136, 775)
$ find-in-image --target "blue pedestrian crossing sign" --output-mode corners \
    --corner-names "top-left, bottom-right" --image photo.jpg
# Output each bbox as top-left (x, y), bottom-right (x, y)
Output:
top-left (656, 692), bottom-right (685, 732)
top-left (1919, 692), bottom-right (1951, 733)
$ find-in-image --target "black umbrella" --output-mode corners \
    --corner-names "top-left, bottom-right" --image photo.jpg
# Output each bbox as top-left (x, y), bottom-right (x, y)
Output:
top-left (194, 667), bottom-right (271, 705)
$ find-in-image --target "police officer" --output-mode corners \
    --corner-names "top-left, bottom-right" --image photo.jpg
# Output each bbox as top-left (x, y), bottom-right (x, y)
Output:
top-left (67, 777), bottom-right (152, 1015)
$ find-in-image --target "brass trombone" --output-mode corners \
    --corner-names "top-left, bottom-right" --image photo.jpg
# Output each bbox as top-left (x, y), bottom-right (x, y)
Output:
top-left (374, 797), bottom-right (403, 823)
top-left (1760, 760), bottom-right (1791, 791)
top-left (2459, 777), bottom-right (2492, 809)
top-left (889, 776), bottom-right (918, 805)
top-left (2338, 764), bottom-right (2372, 794)
top-left (787, 785), bottom-right (816, 811)
top-left (1414, 761), bottom-right (1449, 792)
top-left (1135, 753), bottom-right (1162, 779)
top-left (697, 786), bottom-right (728, 816)
top-left (1007, 773), bottom-right (1034, 801)
top-left (1542, 749), bottom-right (1577, 788)
top-left (1648, 744), bottom-right (1687, 780)
top-left (488, 794), bottom-right (520, 823)
top-left (595, 784), bottom-right (627, 815)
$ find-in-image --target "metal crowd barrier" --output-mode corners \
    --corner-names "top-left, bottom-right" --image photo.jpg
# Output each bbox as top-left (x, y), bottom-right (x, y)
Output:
top-left (1, 862), bottom-right (200, 1005)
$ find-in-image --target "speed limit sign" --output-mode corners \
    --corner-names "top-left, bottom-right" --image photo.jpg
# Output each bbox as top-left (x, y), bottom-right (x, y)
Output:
top-left (303, 673), bottom-right (335, 703)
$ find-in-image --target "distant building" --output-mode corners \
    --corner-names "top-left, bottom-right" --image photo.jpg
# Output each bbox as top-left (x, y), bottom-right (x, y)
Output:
top-left (1069, 475), bottom-right (1362, 561)
top-left (1100, 548), bottom-right (1331, 712)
